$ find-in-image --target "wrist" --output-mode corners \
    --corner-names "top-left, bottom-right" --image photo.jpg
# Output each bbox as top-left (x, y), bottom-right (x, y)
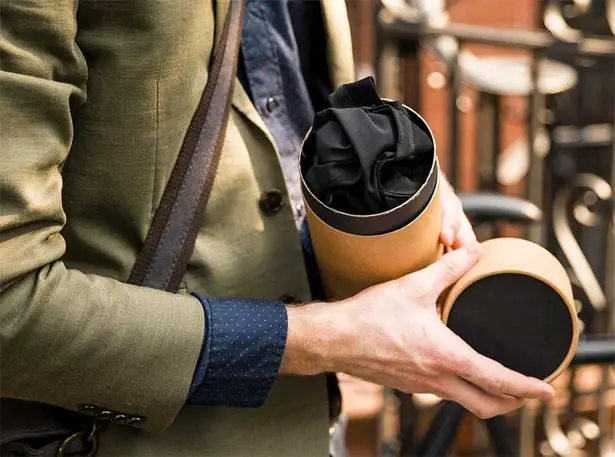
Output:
top-left (280, 300), bottom-right (351, 376)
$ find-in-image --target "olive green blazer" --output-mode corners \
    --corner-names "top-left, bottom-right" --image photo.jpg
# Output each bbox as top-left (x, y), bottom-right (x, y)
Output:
top-left (1, 0), bottom-right (354, 454)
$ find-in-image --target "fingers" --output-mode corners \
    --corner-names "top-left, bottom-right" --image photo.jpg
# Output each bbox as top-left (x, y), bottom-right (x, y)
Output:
top-left (440, 208), bottom-right (461, 247)
top-left (431, 375), bottom-right (525, 419)
top-left (443, 331), bottom-right (555, 401)
top-left (459, 351), bottom-right (555, 401)
top-left (404, 245), bottom-right (480, 300)
top-left (439, 174), bottom-right (478, 250)
top-left (452, 215), bottom-right (477, 250)
top-left (439, 178), bottom-right (461, 246)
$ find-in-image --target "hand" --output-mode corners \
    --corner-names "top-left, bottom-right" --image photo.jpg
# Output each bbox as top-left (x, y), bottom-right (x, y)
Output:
top-left (439, 173), bottom-right (477, 250)
top-left (283, 247), bottom-right (555, 419)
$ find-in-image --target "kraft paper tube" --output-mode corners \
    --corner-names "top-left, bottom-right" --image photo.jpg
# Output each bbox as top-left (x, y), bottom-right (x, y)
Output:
top-left (441, 238), bottom-right (579, 382)
top-left (300, 105), bottom-right (443, 300)
top-left (301, 95), bottom-right (577, 383)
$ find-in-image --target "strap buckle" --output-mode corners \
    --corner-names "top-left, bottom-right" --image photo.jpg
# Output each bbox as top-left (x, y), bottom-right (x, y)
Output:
top-left (57, 420), bottom-right (100, 457)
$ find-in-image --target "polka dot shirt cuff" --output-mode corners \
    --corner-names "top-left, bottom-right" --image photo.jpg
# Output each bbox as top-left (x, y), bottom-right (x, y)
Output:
top-left (187, 293), bottom-right (288, 407)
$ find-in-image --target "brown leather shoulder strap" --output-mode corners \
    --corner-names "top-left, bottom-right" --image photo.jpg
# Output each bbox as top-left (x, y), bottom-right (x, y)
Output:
top-left (128, 0), bottom-right (246, 292)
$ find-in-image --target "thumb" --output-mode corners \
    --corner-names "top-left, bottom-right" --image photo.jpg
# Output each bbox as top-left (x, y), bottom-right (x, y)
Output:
top-left (408, 244), bottom-right (480, 300)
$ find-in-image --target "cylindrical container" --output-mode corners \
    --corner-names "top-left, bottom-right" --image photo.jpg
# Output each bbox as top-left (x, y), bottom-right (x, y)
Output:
top-left (441, 237), bottom-right (579, 382)
top-left (300, 104), bottom-right (443, 300)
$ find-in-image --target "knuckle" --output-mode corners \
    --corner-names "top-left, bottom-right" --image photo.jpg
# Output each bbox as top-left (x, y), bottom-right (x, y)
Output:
top-left (487, 377), bottom-right (505, 394)
top-left (435, 350), bottom-right (457, 373)
top-left (427, 354), bottom-right (446, 374)
top-left (415, 347), bottom-right (447, 376)
top-left (460, 366), bottom-right (474, 381)
top-left (452, 355), bottom-right (473, 378)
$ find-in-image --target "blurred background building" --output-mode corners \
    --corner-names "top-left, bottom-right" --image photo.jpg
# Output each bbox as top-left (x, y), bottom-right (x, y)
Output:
top-left (339, 1), bottom-right (615, 456)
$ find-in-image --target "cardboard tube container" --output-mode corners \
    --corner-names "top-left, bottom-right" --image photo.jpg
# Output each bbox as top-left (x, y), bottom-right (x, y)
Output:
top-left (441, 237), bottom-right (579, 382)
top-left (301, 98), bottom-right (577, 383)
top-left (300, 105), bottom-right (443, 300)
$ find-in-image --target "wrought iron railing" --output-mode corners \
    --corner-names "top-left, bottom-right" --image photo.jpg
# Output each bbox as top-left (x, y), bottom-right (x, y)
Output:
top-left (371, 1), bottom-right (615, 456)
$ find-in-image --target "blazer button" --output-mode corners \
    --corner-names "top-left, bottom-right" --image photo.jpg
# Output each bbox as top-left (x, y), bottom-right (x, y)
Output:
top-left (78, 404), bottom-right (99, 416)
top-left (97, 410), bottom-right (115, 421)
top-left (125, 416), bottom-right (145, 426)
top-left (259, 189), bottom-right (285, 216)
top-left (112, 414), bottom-right (128, 424)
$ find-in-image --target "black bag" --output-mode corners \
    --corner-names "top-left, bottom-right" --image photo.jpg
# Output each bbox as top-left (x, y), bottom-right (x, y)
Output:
top-left (0, 1), bottom-right (245, 455)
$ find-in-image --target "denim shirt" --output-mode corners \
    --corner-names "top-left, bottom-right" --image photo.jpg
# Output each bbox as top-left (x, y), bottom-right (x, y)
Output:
top-left (188, 0), bottom-right (331, 407)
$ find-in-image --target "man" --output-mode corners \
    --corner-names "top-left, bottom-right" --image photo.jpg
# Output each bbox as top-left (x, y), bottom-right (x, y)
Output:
top-left (0, 0), bottom-right (554, 456)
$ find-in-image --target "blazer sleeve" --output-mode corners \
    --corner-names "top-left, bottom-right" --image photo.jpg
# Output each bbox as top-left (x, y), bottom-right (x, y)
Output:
top-left (0, 0), bottom-right (204, 432)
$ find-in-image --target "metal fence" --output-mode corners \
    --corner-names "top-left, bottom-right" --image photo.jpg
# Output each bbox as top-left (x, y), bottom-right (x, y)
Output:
top-left (370, 0), bottom-right (615, 455)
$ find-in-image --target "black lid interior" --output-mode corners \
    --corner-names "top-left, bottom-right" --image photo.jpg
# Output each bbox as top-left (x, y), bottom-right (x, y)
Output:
top-left (446, 273), bottom-right (574, 380)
